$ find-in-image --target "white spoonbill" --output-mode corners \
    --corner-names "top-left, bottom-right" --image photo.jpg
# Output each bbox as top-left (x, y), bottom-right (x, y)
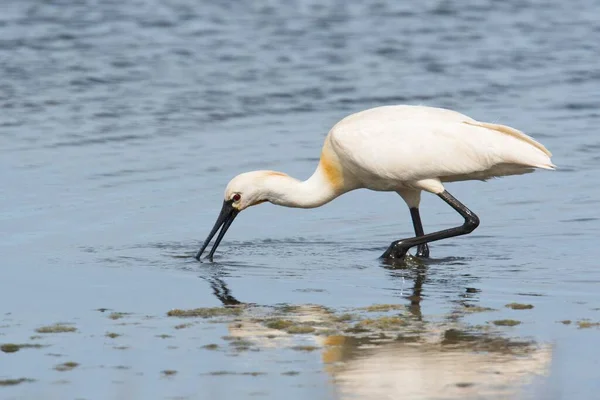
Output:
top-left (196, 105), bottom-right (554, 261)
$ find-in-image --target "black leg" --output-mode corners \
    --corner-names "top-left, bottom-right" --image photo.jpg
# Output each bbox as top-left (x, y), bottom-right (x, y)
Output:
top-left (410, 207), bottom-right (429, 258)
top-left (381, 190), bottom-right (480, 259)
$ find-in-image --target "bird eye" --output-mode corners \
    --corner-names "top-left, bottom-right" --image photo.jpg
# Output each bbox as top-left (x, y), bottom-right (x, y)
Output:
top-left (232, 193), bottom-right (241, 202)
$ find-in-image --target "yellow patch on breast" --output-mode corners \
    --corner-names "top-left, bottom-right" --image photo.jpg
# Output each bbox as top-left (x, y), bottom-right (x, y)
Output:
top-left (319, 139), bottom-right (344, 190)
top-left (464, 120), bottom-right (552, 157)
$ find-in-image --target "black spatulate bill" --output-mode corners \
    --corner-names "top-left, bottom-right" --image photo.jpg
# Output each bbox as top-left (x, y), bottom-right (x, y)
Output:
top-left (195, 200), bottom-right (238, 261)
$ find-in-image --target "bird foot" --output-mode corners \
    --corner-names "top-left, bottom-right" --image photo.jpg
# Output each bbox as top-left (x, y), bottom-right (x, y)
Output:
top-left (381, 240), bottom-right (410, 259)
top-left (381, 241), bottom-right (430, 259)
top-left (415, 244), bottom-right (430, 258)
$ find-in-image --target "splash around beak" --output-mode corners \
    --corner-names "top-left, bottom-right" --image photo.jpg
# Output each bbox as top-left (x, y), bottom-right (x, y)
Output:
top-left (195, 200), bottom-right (239, 262)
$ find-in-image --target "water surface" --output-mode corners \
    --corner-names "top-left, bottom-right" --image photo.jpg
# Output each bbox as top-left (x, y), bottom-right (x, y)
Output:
top-left (2, 0), bottom-right (600, 399)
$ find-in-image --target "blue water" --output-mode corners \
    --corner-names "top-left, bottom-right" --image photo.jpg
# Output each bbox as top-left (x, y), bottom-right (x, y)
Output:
top-left (2, 1), bottom-right (600, 399)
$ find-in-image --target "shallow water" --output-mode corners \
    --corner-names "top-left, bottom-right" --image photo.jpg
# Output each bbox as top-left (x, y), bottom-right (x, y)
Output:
top-left (2, 0), bottom-right (600, 399)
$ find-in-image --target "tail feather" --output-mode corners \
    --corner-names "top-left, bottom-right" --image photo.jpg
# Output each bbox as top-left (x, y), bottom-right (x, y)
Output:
top-left (464, 121), bottom-right (552, 157)
top-left (464, 120), bottom-right (555, 171)
top-left (535, 163), bottom-right (557, 170)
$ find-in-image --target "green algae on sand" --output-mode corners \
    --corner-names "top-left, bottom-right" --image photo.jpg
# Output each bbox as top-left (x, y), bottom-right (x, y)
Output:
top-left (441, 328), bottom-right (534, 354)
top-left (0, 378), bottom-right (35, 386)
top-left (462, 305), bottom-right (496, 313)
top-left (290, 345), bottom-right (319, 352)
top-left (108, 312), bottom-right (130, 320)
top-left (577, 320), bottom-right (600, 329)
top-left (505, 303), bottom-right (534, 310)
top-left (1, 344), bottom-right (20, 353)
top-left (334, 313), bottom-right (356, 322)
top-left (356, 316), bottom-right (407, 330)
top-left (362, 304), bottom-right (405, 312)
top-left (36, 324), bottom-right (77, 334)
top-left (206, 371), bottom-right (266, 376)
top-left (1, 343), bottom-right (45, 353)
top-left (54, 362), bottom-right (79, 372)
top-left (492, 319), bottom-right (521, 327)
top-left (276, 304), bottom-right (333, 315)
top-left (286, 325), bottom-right (316, 334)
top-left (202, 371), bottom-right (267, 376)
top-left (167, 307), bottom-right (242, 318)
top-left (442, 329), bottom-right (478, 345)
top-left (265, 319), bottom-right (294, 330)
top-left (229, 338), bottom-right (254, 352)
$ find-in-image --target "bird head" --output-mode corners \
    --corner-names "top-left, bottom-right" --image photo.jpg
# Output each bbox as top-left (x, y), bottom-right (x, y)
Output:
top-left (195, 171), bottom-right (287, 261)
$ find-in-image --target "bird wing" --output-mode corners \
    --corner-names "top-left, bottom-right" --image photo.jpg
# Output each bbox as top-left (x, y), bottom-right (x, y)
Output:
top-left (329, 105), bottom-right (553, 186)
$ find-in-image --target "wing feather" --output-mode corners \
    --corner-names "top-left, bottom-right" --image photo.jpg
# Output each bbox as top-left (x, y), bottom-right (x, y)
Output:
top-left (328, 105), bottom-right (554, 187)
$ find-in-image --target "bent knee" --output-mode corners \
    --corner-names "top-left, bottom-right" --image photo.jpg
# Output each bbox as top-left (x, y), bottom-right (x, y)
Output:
top-left (463, 214), bottom-right (480, 233)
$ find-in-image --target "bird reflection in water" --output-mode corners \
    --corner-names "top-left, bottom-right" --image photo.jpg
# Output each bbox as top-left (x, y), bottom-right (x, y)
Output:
top-left (204, 274), bottom-right (242, 306)
top-left (201, 264), bottom-right (551, 399)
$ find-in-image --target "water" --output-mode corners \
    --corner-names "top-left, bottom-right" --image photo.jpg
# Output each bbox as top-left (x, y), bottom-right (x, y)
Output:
top-left (1, 0), bottom-right (600, 398)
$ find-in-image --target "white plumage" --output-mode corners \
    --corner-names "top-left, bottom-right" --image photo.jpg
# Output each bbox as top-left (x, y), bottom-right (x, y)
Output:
top-left (196, 105), bottom-right (554, 261)
top-left (328, 105), bottom-right (554, 194)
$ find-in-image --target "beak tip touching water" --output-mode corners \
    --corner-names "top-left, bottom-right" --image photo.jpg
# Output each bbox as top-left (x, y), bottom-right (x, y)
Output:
top-left (195, 200), bottom-right (238, 262)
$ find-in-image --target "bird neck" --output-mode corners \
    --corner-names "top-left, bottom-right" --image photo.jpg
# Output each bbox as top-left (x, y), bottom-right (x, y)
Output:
top-left (265, 164), bottom-right (346, 209)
